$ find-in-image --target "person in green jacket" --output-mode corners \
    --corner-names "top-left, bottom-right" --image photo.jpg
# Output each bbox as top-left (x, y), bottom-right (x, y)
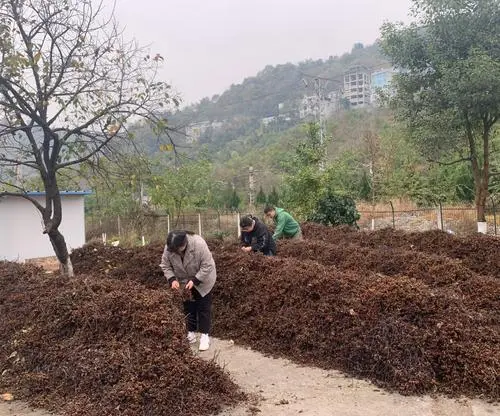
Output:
top-left (264, 205), bottom-right (303, 240)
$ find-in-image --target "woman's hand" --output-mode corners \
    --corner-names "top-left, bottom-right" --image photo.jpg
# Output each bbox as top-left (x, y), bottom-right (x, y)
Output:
top-left (185, 280), bottom-right (194, 290)
top-left (171, 280), bottom-right (180, 290)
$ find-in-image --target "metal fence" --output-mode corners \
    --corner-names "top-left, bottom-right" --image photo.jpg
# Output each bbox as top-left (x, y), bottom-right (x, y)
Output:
top-left (358, 202), bottom-right (498, 235)
top-left (86, 211), bottom-right (241, 245)
top-left (86, 203), bottom-right (499, 246)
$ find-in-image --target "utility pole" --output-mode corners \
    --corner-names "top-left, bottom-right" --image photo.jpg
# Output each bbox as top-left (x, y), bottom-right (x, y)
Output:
top-left (314, 78), bottom-right (324, 147)
top-left (303, 74), bottom-right (337, 170)
top-left (248, 166), bottom-right (255, 211)
top-left (364, 129), bottom-right (379, 231)
top-left (314, 78), bottom-right (328, 170)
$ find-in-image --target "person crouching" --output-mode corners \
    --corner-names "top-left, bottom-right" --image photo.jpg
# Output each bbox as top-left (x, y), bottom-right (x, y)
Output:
top-left (239, 214), bottom-right (276, 256)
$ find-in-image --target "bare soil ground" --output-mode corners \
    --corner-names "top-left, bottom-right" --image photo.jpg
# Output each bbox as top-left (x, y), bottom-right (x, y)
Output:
top-left (209, 338), bottom-right (498, 416)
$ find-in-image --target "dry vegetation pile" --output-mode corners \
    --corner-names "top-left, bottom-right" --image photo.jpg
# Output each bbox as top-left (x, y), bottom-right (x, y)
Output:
top-left (72, 228), bottom-right (499, 400)
top-left (210, 252), bottom-right (498, 399)
top-left (300, 223), bottom-right (500, 278)
top-left (70, 243), bottom-right (166, 288)
top-left (2, 224), bottom-right (499, 415)
top-left (0, 262), bottom-right (243, 416)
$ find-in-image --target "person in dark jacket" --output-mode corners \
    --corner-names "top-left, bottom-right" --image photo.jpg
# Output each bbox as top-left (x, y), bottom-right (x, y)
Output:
top-left (240, 215), bottom-right (276, 256)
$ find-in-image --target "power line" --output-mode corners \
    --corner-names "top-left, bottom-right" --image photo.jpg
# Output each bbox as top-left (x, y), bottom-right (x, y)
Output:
top-left (299, 71), bottom-right (343, 84)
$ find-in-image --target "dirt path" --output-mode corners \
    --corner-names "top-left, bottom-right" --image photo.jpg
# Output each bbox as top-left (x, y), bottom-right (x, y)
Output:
top-left (1, 338), bottom-right (498, 416)
top-left (203, 339), bottom-right (498, 416)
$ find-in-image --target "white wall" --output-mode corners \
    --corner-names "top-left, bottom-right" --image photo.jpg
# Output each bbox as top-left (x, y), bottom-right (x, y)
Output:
top-left (0, 195), bottom-right (86, 261)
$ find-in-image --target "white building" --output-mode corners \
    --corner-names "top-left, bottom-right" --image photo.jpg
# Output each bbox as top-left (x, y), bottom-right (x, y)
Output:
top-left (261, 116), bottom-right (277, 126)
top-left (324, 91), bottom-right (341, 116)
top-left (343, 66), bottom-right (371, 108)
top-left (185, 121), bottom-right (211, 143)
top-left (0, 191), bottom-right (91, 261)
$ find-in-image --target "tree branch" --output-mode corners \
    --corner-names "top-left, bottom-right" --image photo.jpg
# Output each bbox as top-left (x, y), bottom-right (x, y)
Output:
top-left (56, 130), bottom-right (118, 169)
top-left (0, 157), bottom-right (40, 170)
top-left (0, 191), bottom-right (45, 215)
top-left (426, 157), bottom-right (471, 166)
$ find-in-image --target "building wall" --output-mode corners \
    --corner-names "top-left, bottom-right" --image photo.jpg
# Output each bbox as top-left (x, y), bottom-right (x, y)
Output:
top-left (370, 68), bottom-right (395, 105)
top-left (0, 195), bottom-right (86, 261)
top-left (343, 67), bottom-right (371, 108)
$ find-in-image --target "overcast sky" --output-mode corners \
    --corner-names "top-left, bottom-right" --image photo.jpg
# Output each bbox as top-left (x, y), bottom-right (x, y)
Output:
top-left (109, 0), bottom-right (414, 105)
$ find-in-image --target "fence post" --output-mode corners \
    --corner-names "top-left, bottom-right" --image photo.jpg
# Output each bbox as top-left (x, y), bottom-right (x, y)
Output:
top-left (167, 215), bottom-right (170, 234)
top-left (389, 201), bottom-right (395, 229)
top-left (491, 196), bottom-right (497, 236)
top-left (237, 212), bottom-right (241, 238)
top-left (117, 216), bottom-right (121, 238)
top-left (198, 213), bottom-right (202, 236)
top-left (99, 218), bottom-right (105, 244)
top-left (370, 202), bottom-right (375, 231)
top-left (437, 202), bottom-right (444, 230)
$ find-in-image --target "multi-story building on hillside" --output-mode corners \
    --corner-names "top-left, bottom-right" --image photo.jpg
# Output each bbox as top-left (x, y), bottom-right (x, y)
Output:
top-left (185, 120), bottom-right (226, 143)
top-left (343, 66), bottom-right (371, 108)
top-left (185, 121), bottom-right (211, 143)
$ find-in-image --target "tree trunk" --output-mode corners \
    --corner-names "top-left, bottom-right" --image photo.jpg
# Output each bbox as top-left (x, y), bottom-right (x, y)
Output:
top-left (464, 114), bottom-right (491, 230)
top-left (475, 184), bottom-right (488, 233)
top-left (476, 197), bottom-right (486, 222)
top-left (48, 229), bottom-right (74, 277)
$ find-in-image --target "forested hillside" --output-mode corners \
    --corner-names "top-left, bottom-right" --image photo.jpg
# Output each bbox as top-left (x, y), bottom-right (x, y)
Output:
top-left (176, 43), bottom-right (386, 120)
top-left (122, 35), bottom-right (497, 217)
top-left (137, 42), bottom-right (390, 157)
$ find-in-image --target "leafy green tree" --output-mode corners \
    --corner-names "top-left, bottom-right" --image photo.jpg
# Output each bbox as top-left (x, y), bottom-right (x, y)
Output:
top-left (294, 123), bottom-right (326, 166)
top-left (85, 155), bottom-right (152, 219)
top-left (323, 151), bottom-right (366, 200)
top-left (229, 189), bottom-right (241, 211)
top-left (359, 170), bottom-right (372, 201)
top-left (150, 159), bottom-right (213, 221)
top-left (375, 124), bottom-right (430, 203)
top-left (267, 186), bottom-right (279, 206)
top-left (381, 0), bottom-right (500, 224)
top-left (308, 192), bottom-right (360, 228)
top-left (282, 123), bottom-right (327, 216)
top-left (0, 0), bottom-right (175, 275)
top-left (256, 186), bottom-right (267, 205)
top-left (208, 183), bottom-right (242, 211)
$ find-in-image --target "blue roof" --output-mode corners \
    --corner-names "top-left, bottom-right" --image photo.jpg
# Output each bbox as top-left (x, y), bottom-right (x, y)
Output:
top-left (26, 190), bottom-right (92, 196)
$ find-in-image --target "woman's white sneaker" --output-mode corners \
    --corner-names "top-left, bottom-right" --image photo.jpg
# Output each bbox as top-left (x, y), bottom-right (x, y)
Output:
top-left (199, 334), bottom-right (210, 351)
top-left (187, 331), bottom-right (197, 344)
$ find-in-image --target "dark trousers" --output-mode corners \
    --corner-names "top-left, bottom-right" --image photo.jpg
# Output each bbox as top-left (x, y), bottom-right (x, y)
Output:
top-left (183, 289), bottom-right (212, 334)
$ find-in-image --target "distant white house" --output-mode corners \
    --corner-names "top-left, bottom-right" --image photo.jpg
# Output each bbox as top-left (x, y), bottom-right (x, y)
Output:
top-left (261, 115), bottom-right (277, 126)
top-left (0, 191), bottom-right (91, 261)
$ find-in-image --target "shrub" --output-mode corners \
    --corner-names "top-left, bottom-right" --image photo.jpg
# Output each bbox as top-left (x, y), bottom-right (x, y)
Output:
top-left (307, 192), bottom-right (360, 227)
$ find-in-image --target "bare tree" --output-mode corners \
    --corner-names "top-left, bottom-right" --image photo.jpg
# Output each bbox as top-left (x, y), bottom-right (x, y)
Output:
top-left (0, 0), bottom-right (177, 275)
